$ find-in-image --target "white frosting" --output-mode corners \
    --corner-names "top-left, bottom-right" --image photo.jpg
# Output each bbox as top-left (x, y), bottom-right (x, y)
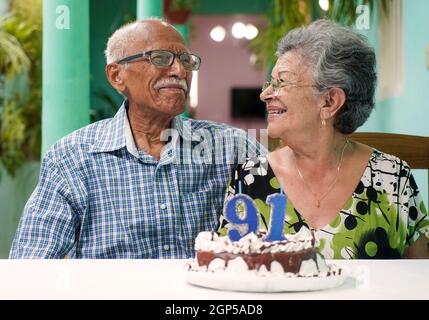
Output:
top-left (225, 257), bottom-right (248, 273)
top-left (195, 227), bottom-right (314, 255)
top-left (299, 259), bottom-right (318, 276)
top-left (316, 253), bottom-right (329, 273)
top-left (258, 264), bottom-right (269, 276)
top-left (208, 258), bottom-right (225, 272)
top-left (270, 261), bottom-right (284, 275)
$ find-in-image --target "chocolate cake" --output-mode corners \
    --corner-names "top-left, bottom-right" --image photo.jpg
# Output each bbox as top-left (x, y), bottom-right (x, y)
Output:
top-left (186, 227), bottom-right (341, 277)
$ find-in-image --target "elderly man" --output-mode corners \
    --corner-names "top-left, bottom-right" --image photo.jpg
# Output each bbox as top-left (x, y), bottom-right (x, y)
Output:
top-left (10, 19), bottom-right (264, 258)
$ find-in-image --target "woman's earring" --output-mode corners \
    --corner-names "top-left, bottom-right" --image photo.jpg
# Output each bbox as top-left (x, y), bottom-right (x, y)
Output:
top-left (321, 118), bottom-right (326, 127)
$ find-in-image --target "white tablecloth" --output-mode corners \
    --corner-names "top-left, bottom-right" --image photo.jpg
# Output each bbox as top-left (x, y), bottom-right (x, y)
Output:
top-left (0, 259), bottom-right (428, 299)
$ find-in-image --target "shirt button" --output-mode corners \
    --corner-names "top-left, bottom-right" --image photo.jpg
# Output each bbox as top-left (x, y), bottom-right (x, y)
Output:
top-left (163, 245), bottom-right (170, 251)
top-left (160, 203), bottom-right (167, 210)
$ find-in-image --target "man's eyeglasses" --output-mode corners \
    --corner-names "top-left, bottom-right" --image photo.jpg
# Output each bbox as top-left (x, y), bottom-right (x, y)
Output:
top-left (262, 78), bottom-right (316, 96)
top-left (116, 49), bottom-right (201, 71)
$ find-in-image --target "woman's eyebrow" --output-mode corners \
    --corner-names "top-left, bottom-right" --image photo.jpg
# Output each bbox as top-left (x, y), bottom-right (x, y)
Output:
top-left (277, 70), bottom-right (297, 76)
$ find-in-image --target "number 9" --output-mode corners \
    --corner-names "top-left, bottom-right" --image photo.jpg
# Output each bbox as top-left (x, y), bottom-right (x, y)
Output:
top-left (224, 194), bottom-right (259, 241)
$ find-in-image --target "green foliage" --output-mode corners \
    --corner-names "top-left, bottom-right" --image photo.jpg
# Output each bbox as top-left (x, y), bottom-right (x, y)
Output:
top-left (0, 14), bottom-right (30, 76)
top-left (90, 88), bottom-right (122, 123)
top-left (249, 0), bottom-right (310, 70)
top-left (0, 100), bottom-right (25, 172)
top-left (249, 0), bottom-right (390, 71)
top-left (0, 0), bottom-right (42, 177)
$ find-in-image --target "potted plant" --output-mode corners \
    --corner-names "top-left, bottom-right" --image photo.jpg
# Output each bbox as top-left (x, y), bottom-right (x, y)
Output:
top-left (163, 0), bottom-right (198, 25)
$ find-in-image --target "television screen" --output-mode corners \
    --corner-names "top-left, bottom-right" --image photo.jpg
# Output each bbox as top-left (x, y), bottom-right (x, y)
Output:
top-left (231, 88), bottom-right (266, 119)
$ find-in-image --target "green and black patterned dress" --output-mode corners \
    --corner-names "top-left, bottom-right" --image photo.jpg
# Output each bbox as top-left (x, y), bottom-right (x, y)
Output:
top-left (218, 150), bottom-right (429, 259)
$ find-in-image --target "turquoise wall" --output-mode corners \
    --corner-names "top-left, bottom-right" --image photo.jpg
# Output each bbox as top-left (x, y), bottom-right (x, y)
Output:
top-left (361, 0), bottom-right (429, 207)
top-left (0, 162), bottom-right (40, 258)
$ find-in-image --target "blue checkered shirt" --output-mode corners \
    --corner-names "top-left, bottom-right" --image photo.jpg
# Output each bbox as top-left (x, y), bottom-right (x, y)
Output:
top-left (9, 101), bottom-right (265, 258)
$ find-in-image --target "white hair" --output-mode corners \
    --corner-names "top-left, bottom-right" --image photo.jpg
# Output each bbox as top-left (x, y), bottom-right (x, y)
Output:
top-left (276, 20), bottom-right (377, 134)
top-left (104, 17), bottom-right (167, 64)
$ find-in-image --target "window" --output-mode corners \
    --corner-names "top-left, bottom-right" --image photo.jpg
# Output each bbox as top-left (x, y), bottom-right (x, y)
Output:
top-left (231, 88), bottom-right (266, 118)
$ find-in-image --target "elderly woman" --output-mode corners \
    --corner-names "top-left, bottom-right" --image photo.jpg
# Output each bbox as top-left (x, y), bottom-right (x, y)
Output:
top-left (218, 20), bottom-right (429, 259)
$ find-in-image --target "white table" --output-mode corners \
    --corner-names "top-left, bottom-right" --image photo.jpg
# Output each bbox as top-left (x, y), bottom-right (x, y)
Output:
top-left (0, 259), bottom-right (428, 300)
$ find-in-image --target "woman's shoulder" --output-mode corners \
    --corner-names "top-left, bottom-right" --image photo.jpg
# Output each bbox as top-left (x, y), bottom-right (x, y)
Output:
top-left (369, 149), bottom-right (411, 173)
top-left (236, 155), bottom-right (270, 175)
top-left (234, 155), bottom-right (274, 188)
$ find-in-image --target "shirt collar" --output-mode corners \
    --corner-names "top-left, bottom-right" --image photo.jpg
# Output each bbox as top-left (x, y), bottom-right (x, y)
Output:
top-left (90, 100), bottom-right (187, 158)
top-left (89, 101), bottom-right (128, 154)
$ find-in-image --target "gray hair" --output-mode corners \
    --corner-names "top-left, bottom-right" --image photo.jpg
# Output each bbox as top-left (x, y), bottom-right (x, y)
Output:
top-left (104, 17), bottom-right (166, 64)
top-left (276, 19), bottom-right (377, 134)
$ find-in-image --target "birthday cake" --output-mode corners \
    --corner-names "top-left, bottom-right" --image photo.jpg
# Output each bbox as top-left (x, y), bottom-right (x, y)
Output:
top-left (186, 227), bottom-right (341, 278)
top-left (185, 193), bottom-right (345, 292)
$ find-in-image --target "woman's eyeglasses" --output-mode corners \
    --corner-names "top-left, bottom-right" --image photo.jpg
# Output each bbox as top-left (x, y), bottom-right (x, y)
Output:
top-left (262, 78), bottom-right (315, 96)
top-left (116, 49), bottom-right (201, 71)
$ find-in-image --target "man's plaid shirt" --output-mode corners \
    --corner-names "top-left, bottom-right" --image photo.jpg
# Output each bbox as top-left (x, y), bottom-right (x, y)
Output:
top-left (9, 101), bottom-right (265, 258)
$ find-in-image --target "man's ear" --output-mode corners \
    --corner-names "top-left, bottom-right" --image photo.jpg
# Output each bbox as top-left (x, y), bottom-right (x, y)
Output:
top-left (320, 87), bottom-right (346, 120)
top-left (106, 63), bottom-right (125, 92)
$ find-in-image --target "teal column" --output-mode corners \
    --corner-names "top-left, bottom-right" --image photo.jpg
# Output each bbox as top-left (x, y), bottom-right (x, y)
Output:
top-left (42, 0), bottom-right (90, 156)
top-left (137, 0), bottom-right (163, 19)
top-left (175, 23), bottom-right (190, 118)
top-left (175, 23), bottom-right (189, 45)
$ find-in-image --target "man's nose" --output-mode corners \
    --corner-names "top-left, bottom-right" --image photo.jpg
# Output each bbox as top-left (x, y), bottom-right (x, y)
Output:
top-left (168, 56), bottom-right (187, 78)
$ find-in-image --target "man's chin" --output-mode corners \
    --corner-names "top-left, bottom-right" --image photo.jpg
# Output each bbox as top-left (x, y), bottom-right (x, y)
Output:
top-left (165, 98), bottom-right (187, 113)
top-left (166, 104), bottom-right (186, 116)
